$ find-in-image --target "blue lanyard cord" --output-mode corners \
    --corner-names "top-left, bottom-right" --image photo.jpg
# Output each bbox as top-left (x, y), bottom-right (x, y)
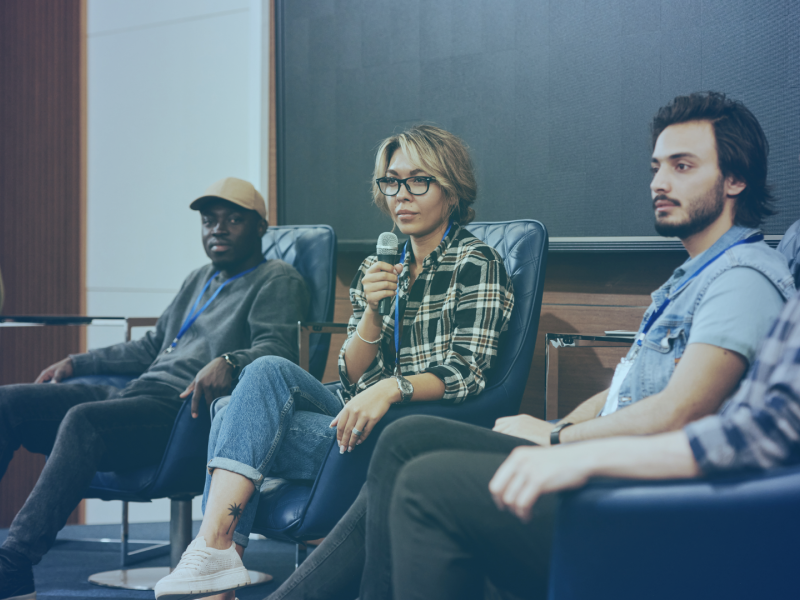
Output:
top-left (637, 233), bottom-right (763, 345)
top-left (167, 259), bottom-right (266, 352)
top-left (394, 222), bottom-right (453, 372)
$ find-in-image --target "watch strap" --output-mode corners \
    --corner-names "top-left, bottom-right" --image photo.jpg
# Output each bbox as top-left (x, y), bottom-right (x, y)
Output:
top-left (395, 375), bottom-right (413, 404)
top-left (550, 422), bottom-right (574, 445)
top-left (222, 353), bottom-right (241, 378)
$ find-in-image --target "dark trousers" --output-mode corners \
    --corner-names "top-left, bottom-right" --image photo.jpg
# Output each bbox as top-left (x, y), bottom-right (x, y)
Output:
top-left (0, 381), bottom-right (180, 564)
top-left (268, 415), bottom-right (555, 600)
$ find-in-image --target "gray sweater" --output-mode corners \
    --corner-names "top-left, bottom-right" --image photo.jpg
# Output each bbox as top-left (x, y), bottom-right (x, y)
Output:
top-left (70, 260), bottom-right (309, 397)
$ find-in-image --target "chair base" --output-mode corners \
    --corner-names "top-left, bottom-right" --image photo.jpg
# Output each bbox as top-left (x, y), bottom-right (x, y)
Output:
top-left (88, 567), bottom-right (273, 590)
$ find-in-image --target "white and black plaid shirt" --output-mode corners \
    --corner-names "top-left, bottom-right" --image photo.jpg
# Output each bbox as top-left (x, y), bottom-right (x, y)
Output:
top-left (338, 223), bottom-right (514, 404)
top-left (685, 290), bottom-right (800, 474)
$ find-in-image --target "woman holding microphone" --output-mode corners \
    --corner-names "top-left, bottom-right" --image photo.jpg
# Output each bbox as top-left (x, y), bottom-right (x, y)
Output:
top-left (155, 124), bottom-right (514, 600)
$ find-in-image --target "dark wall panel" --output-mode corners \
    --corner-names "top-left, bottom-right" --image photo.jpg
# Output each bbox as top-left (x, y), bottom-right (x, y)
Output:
top-left (277, 0), bottom-right (800, 244)
top-left (0, 0), bottom-right (84, 527)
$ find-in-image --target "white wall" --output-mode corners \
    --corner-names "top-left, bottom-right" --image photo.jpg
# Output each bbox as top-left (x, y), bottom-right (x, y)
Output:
top-left (85, 0), bottom-right (269, 524)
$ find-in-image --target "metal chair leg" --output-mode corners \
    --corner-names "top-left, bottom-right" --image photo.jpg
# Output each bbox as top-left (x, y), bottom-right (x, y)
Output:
top-left (57, 500), bottom-right (170, 566)
top-left (169, 496), bottom-right (193, 568)
top-left (295, 542), bottom-right (308, 569)
top-left (120, 500), bottom-right (171, 567)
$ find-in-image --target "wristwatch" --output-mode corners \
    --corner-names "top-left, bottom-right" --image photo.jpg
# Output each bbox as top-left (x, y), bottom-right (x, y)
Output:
top-left (550, 422), bottom-right (574, 445)
top-left (395, 374), bottom-right (414, 404)
top-left (221, 353), bottom-right (241, 378)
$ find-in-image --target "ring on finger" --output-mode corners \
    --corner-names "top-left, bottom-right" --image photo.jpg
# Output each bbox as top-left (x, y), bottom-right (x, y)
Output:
top-left (352, 427), bottom-right (363, 437)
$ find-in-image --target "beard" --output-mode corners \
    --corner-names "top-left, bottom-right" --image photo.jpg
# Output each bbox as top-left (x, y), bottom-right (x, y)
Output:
top-left (653, 176), bottom-right (725, 239)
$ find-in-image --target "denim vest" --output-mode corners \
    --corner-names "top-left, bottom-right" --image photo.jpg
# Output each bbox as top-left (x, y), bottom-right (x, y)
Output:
top-left (606, 226), bottom-right (795, 414)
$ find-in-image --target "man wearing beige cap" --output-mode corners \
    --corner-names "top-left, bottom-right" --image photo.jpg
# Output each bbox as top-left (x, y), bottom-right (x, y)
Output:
top-left (0, 177), bottom-right (309, 600)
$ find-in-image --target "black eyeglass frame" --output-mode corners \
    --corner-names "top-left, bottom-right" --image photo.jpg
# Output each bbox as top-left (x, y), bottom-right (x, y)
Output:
top-left (375, 176), bottom-right (437, 196)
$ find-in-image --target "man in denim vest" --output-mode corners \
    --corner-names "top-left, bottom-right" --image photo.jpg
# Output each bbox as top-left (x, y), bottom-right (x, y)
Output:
top-left (496, 92), bottom-right (795, 446)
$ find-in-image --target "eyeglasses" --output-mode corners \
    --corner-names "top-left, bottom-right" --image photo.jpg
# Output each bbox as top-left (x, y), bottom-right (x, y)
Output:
top-left (376, 176), bottom-right (437, 196)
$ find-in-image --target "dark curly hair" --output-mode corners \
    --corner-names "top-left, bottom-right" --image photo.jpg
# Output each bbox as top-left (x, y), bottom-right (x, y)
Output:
top-left (651, 92), bottom-right (774, 227)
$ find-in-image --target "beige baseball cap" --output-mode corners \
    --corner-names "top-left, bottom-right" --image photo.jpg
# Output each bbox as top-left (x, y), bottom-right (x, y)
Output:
top-left (190, 177), bottom-right (267, 221)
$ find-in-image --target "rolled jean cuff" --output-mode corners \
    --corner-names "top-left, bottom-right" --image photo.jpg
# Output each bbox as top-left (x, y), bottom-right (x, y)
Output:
top-left (206, 457), bottom-right (264, 488)
top-left (233, 531), bottom-right (250, 548)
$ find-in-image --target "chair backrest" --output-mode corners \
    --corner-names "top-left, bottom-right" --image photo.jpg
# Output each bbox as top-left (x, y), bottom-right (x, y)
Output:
top-left (262, 225), bottom-right (337, 380)
top-left (465, 220), bottom-right (549, 408)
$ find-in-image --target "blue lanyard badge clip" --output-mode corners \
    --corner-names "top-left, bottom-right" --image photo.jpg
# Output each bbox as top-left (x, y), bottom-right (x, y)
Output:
top-left (164, 260), bottom-right (265, 353)
top-left (601, 233), bottom-right (764, 417)
top-left (393, 222), bottom-right (453, 375)
top-left (636, 233), bottom-right (763, 347)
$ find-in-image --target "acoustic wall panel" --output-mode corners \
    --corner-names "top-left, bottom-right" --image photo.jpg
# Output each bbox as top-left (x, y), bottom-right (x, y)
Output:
top-left (0, 0), bottom-right (83, 528)
top-left (276, 0), bottom-right (800, 247)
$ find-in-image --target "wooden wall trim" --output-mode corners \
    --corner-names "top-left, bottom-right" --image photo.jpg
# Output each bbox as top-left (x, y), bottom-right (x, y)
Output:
top-left (268, 0), bottom-right (278, 224)
top-left (79, 0), bottom-right (87, 356)
top-left (0, 0), bottom-right (84, 528)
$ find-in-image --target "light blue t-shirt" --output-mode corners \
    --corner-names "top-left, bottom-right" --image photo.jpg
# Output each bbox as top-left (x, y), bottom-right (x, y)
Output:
top-left (689, 266), bottom-right (786, 365)
top-left (603, 225), bottom-right (795, 414)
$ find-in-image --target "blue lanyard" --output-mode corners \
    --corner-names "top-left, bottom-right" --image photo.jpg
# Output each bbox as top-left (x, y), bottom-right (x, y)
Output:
top-left (165, 259), bottom-right (265, 353)
top-left (637, 233), bottom-right (763, 345)
top-left (394, 222), bottom-right (453, 372)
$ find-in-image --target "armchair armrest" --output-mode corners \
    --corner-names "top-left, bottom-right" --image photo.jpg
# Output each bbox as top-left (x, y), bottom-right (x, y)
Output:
top-left (124, 317), bottom-right (158, 342)
top-left (0, 315), bottom-right (158, 343)
top-left (548, 464), bottom-right (800, 600)
top-left (0, 315), bottom-right (126, 326)
top-left (297, 321), bottom-right (348, 372)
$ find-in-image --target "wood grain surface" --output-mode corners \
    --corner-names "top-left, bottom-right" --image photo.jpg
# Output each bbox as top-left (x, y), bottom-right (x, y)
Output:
top-left (0, 0), bottom-right (84, 528)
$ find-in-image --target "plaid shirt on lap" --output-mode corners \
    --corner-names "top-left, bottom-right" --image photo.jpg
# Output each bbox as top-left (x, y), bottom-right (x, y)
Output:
top-left (685, 291), bottom-right (800, 474)
top-left (338, 223), bottom-right (514, 404)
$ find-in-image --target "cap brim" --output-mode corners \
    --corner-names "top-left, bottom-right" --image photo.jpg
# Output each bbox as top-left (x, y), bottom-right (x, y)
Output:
top-left (189, 195), bottom-right (267, 221)
top-left (189, 195), bottom-right (222, 211)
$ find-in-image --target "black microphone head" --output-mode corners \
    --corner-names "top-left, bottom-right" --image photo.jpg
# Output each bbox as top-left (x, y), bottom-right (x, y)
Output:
top-left (376, 232), bottom-right (398, 255)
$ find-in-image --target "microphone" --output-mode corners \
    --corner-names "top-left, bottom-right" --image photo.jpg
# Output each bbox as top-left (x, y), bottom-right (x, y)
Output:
top-left (376, 232), bottom-right (398, 315)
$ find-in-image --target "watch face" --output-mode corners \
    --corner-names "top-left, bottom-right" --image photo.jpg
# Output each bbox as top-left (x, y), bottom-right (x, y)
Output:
top-left (396, 375), bottom-right (413, 401)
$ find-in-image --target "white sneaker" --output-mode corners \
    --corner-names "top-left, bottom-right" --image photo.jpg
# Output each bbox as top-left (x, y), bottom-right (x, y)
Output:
top-left (154, 536), bottom-right (250, 600)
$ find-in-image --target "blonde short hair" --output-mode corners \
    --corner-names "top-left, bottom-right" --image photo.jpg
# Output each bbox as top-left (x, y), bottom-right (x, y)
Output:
top-left (371, 125), bottom-right (476, 226)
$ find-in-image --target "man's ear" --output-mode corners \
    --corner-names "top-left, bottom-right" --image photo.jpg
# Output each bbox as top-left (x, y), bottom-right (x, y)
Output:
top-left (258, 218), bottom-right (268, 237)
top-left (724, 175), bottom-right (747, 199)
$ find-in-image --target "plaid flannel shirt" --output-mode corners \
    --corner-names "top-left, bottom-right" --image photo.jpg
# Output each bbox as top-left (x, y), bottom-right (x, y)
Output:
top-left (685, 290), bottom-right (800, 474)
top-left (338, 223), bottom-right (514, 404)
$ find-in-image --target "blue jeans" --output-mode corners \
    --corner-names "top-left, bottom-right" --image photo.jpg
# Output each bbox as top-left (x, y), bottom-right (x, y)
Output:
top-left (202, 356), bottom-right (342, 548)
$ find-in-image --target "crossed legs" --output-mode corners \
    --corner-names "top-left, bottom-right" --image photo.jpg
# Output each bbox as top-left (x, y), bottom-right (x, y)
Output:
top-left (157, 356), bottom-right (341, 600)
top-left (268, 415), bottom-right (552, 600)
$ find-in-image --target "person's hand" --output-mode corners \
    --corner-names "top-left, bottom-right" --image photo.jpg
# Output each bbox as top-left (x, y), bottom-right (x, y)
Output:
top-left (330, 379), bottom-right (397, 453)
top-left (361, 261), bottom-right (403, 314)
top-left (34, 357), bottom-right (74, 384)
top-left (181, 357), bottom-right (235, 418)
top-left (489, 445), bottom-right (592, 522)
top-left (493, 414), bottom-right (554, 445)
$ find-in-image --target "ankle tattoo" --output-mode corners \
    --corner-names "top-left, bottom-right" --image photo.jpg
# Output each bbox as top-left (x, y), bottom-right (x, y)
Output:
top-left (225, 502), bottom-right (243, 535)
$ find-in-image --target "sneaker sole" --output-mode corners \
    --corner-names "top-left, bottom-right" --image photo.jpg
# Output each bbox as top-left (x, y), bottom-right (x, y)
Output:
top-left (154, 566), bottom-right (250, 600)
